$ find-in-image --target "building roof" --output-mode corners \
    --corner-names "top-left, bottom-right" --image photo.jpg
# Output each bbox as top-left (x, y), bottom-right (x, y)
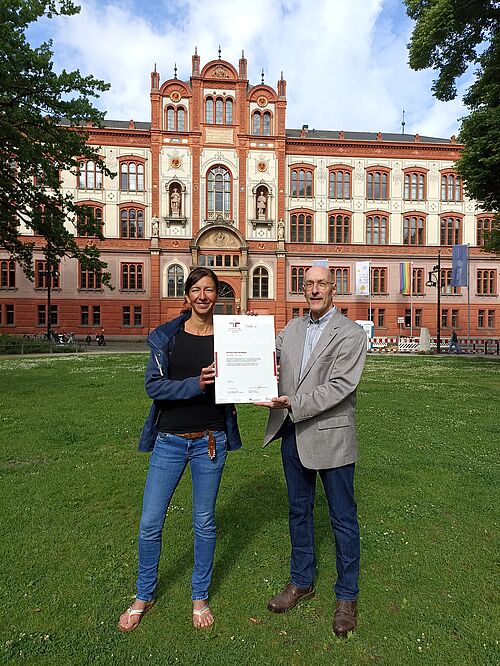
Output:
top-left (286, 129), bottom-right (454, 144)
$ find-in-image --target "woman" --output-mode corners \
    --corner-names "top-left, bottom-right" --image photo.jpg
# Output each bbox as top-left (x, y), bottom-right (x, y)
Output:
top-left (118, 267), bottom-right (242, 631)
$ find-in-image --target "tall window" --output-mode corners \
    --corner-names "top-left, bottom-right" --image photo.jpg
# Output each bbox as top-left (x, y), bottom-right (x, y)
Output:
top-left (252, 111), bottom-right (272, 135)
top-left (329, 169), bottom-right (351, 199)
top-left (290, 213), bottom-right (312, 242)
top-left (78, 160), bottom-right (102, 189)
top-left (328, 213), bottom-right (351, 243)
top-left (6, 304), bottom-right (14, 325)
top-left (81, 305), bottom-right (100, 326)
top-left (35, 261), bottom-right (60, 289)
top-left (377, 309), bottom-right (385, 327)
top-left (441, 309), bottom-right (449, 328)
top-left (121, 263), bottom-right (144, 290)
top-left (366, 169), bottom-right (389, 199)
top-left (0, 260), bottom-right (15, 288)
top-left (120, 160), bottom-right (145, 192)
top-left (441, 172), bottom-right (462, 201)
top-left (291, 267), bottom-right (307, 293)
top-left (37, 304), bottom-right (57, 326)
top-left (477, 269), bottom-right (496, 295)
top-left (165, 106), bottom-right (187, 131)
top-left (167, 264), bottom-right (184, 297)
top-left (291, 168), bottom-right (313, 197)
top-left (415, 309), bottom-right (422, 328)
top-left (371, 268), bottom-right (387, 294)
top-left (440, 216), bottom-right (462, 245)
top-left (76, 206), bottom-right (103, 238)
top-left (403, 215), bottom-right (425, 245)
top-left (477, 216), bottom-right (497, 246)
top-left (440, 269), bottom-right (459, 295)
top-left (452, 309), bottom-right (459, 328)
top-left (79, 264), bottom-right (102, 290)
top-left (205, 97), bottom-right (233, 124)
top-left (366, 214), bottom-right (388, 244)
top-left (120, 207), bottom-right (145, 238)
top-left (252, 266), bottom-right (269, 298)
top-left (404, 170), bottom-right (426, 201)
top-left (413, 268), bottom-right (425, 295)
top-left (207, 166), bottom-right (231, 217)
top-left (332, 268), bottom-right (349, 295)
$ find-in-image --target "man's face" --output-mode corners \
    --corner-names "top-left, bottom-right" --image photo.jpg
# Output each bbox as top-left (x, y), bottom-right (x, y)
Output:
top-left (303, 267), bottom-right (336, 320)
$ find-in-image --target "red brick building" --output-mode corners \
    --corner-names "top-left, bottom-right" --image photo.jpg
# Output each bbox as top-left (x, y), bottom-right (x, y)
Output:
top-left (1, 51), bottom-right (498, 338)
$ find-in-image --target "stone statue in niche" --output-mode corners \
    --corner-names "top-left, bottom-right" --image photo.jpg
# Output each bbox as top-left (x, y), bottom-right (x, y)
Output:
top-left (151, 217), bottom-right (159, 237)
top-left (257, 190), bottom-right (267, 220)
top-left (170, 187), bottom-right (181, 217)
top-left (277, 218), bottom-right (285, 240)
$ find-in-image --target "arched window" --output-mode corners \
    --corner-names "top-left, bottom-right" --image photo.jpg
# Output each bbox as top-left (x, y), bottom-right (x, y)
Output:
top-left (166, 107), bottom-right (175, 131)
top-left (291, 267), bottom-right (307, 293)
top-left (477, 215), bottom-right (496, 245)
top-left (252, 266), bottom-right (269, 298)
top-left (76, 205), bottom-right (103, 238)
top-left (477, 269), bottom-right (496, 295)
top-left (366, 214), bottom-right (388, 244)
top-left (205, 98), bottom-right (214, 124)
top-left (329, 169), bottom-right (351, 199)
top-left (403, 215), bottom-right (425, 245)
top-left (441, 172), bottom-right (462, 201)
top-left (252, 110), bottom-right (273, 135)
top-left (332, 268), bottom-right (349, 294)
top-left (120, 160), bottom-right (145, 192)
top-left (177, 108), bottom-right (185, 131)
top-left (366, 168), bottom-right (390, 199)
top-left (291, 168), bottom-right (313, 197)
top-left (120, 206), bottom-right (145, 238)
top-left (371, 268), bottom-right (387, 294)
top-left (252, 112), bottom-right (261, 135)
top-left (207, 166), bottom-right (231, 217)
top-left (404, 170), bottom-right (426, 201)
top-left (167, 264), bottom-right (184, 297)
top-left (78, 160), bottom-right (103, 189)
top-left (328, 213), bottom-right (351, 243)
top-left (225, 99), bottom-right (233, 124)
top-left (440, 216), bottom-right (462, 245)
top-left (215, 98), bottom-right (223, 124)
top-left (263, 112), bottom-right (271, 135)
top-left (0, 260), bottom-right (15, 288)
top-left (290, 212), bottom-right (312, 242)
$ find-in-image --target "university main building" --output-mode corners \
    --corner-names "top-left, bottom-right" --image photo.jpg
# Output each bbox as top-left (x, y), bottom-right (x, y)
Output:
top-left (1, 51), bottom-right (498, 337)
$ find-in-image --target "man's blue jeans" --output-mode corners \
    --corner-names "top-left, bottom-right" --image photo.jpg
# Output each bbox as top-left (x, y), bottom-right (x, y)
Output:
top-left (280, 420), bottom-right (360, 600)
top-left (136, 431), bottom-right (227, 602)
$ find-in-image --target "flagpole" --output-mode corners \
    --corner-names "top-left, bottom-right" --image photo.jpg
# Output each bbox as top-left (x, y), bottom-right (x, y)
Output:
top-left (467, 244), bottom-right (470, 337)
top-left (369, 260), bottom-right (372, 322)
top-left (410, 261), bottom-right (413, 337)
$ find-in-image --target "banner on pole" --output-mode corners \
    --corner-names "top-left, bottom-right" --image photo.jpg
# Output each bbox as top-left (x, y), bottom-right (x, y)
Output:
top-left (451, 245), bottom-right (468, 287)
top-left (399, 262), bottom-right (412, 295)
top-left (355, 261), bottom-right (370, 295)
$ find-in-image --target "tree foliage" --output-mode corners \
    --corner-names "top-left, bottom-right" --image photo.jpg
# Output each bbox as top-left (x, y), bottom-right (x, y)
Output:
top-left (405, 0), bottom-right (500, 252)
top-left (0, 0), bottom-right (113, 281)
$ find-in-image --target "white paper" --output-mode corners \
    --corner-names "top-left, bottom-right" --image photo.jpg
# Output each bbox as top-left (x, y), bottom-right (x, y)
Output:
top-left (213, 315), bottom-right (278, 404)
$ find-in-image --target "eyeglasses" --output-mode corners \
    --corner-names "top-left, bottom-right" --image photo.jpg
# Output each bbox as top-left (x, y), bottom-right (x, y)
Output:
top-left (302, 281), bottom-right (334, 291)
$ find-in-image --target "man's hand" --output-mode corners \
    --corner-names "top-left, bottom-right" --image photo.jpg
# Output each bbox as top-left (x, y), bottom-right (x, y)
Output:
top-left (199, 362), bottom-right (216, 391)
top-left (256, 395), bottom-right (290, 409)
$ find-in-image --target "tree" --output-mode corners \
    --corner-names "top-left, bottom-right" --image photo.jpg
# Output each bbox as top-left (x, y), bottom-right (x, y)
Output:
top-left (405, 0), bottom-right (500, 253)
top-left (0, 0), bottom-right (113, 283)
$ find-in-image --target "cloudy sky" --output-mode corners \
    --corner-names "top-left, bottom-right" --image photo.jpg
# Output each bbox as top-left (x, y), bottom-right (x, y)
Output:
top-left (28, 0), bottom-right (471, 138)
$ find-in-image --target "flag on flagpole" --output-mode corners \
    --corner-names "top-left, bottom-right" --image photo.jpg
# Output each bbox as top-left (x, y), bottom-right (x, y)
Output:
top-left (355, 261), bottom-right (370, 295)
top-left (451, 245), bottom-right (468, 286)
top-left (400, 262), bottom-right (412, 295)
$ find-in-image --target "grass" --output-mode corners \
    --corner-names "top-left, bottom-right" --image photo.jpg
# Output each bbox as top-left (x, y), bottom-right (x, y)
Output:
top-left (0, 353), bottom-right (498, 665)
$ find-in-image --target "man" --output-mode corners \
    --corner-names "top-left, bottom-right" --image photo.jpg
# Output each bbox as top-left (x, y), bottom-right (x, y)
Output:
top-left (262, 265), bottom-right (367, 637)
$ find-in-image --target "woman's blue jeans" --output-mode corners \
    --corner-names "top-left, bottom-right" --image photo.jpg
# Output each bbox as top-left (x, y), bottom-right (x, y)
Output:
top-left (136, 431), bottom-right (227, 602)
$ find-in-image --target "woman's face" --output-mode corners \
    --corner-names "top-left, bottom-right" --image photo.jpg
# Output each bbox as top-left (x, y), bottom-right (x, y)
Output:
top-left (185, 276), bottom-right (218, 317)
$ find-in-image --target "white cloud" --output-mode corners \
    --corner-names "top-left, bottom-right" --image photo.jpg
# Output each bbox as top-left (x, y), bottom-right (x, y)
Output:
top-left (33, 0), bottom-right (467, 137)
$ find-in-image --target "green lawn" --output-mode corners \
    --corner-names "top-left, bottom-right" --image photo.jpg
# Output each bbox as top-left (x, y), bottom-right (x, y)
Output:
top-left (0, 354), bottom-right (498, 665)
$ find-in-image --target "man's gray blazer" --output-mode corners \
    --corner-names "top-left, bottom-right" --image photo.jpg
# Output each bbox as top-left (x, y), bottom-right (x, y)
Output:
top-left (263, 310), bottom-right (367, 470)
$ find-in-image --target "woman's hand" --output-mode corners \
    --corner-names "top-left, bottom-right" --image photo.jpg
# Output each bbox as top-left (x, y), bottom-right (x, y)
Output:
top-left (199, 362), bottom-right (216, 391)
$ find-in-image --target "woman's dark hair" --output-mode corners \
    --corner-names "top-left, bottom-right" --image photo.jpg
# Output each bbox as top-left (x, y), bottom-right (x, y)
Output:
top-left (184, 267), bottom-right (219, 295)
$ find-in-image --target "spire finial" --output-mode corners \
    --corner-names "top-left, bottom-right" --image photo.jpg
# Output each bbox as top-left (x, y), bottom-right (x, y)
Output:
top-left (154, 62), bottom-right (157, 72)
top-left (218, 45), bottom-right (222, 59)
top-left (261, 68), bottom-right (264, 84)
top-left (280, 70), bottom-right (284, 80)
top-left (242, 49), bottom-right (245, 58)
top-left (174, 63), bottom-right (177, 79)
top-left (195, 46), bottom-right (198, 55)
top-left (401, 108), bottom-right (406, 134)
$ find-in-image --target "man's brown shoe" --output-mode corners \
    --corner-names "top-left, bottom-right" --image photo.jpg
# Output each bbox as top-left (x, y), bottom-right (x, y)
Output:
top-left (332, 599), bottom-right (357, 637)
top-left (267, 583), bottom-right (315, 613)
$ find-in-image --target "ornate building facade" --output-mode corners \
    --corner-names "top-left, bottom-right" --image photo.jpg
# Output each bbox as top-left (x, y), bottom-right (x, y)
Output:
top-left (1, 50), bottom-right (498, 338)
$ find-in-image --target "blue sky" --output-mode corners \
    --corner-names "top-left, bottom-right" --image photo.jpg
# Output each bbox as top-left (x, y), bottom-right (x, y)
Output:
top-left (27, 0), bottom-right (471, 138)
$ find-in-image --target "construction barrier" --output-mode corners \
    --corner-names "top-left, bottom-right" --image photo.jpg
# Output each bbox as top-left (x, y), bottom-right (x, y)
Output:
top-left (368, 337), bottom-right (499, 355)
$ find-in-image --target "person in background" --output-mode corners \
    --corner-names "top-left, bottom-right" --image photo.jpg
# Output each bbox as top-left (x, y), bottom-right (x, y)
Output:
top-left (448, 329), bottom-right (461, 354)
top-left (118, 267), bottom-right (242, 632)
top-left (259, 265), bottom-right (367, 638)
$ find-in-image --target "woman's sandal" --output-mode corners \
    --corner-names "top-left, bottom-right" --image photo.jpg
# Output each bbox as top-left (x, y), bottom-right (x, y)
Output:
top-left (118, 599), bottom-right (155, 632)
top-left (192, 605), bottom-right (214, 629)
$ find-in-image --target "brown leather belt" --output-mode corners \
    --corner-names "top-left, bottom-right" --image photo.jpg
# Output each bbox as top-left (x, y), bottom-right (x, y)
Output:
top-left (174, 431), bottom-right (216, 459)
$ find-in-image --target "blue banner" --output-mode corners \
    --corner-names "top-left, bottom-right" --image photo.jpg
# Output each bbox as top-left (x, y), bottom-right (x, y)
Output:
top-left (451, 245), bottom-right (468, 287)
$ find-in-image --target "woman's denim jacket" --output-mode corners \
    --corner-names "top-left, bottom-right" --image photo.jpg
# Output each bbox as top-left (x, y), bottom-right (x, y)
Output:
top-left (138, 313), bottom-right (242, 452)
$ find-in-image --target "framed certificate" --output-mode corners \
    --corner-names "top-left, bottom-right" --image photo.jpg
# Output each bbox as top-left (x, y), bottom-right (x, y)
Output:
top-left (213, 315), bottom-right (278, 404)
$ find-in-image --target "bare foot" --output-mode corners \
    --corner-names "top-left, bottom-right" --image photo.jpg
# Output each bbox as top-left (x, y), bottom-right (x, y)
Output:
top-left (192, 600), bottom-right (214, 629)
top-left (118, 599), bottom-right (155, 632)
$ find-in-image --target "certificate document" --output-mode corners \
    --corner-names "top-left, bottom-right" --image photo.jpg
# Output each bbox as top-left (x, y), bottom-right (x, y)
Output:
top-left (213, 315), bottom-right (278, 404)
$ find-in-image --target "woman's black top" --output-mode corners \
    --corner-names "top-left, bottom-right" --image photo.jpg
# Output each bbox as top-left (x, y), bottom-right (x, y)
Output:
top-left (157, 329), bottom-right (226, 433)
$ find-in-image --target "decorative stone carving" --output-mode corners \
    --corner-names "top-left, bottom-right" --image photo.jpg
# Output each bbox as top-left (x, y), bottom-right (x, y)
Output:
top-left (212, 65), bottom-right (229, 78)
top-left (170, 187), bottom-right (181, 217)
top-left (257, 191), bottom-right (267, 219)
top-left (277, 218), bottom-right (285, 240)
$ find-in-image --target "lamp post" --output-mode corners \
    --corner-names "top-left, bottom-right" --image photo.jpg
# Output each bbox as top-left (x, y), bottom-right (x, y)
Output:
top-left (425, 250), bottom-right (442, 353)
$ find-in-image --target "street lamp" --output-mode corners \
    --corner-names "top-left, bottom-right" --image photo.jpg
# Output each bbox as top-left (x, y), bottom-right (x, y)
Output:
top-left (425, 250), bottom-right (441, 353)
